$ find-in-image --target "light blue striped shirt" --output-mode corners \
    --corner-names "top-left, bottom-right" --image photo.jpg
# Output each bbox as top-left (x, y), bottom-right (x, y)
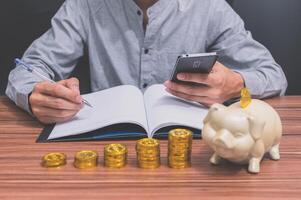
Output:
top-left (6, 0), bottom-right (287, 113)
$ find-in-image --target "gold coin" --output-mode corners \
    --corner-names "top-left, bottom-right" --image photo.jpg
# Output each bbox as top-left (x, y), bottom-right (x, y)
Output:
top-left (104, 162), bottom-right (127, 168)
top-left (169, 129), bottom-right (193, 142)
top-left (168, 156), bottom-right (191, 162)
top-left (104, 162), bottom-right (126, 168)
top-left (137, 156), bottom-right (160, 162)
top-left (75, 150), bottom-right (98, 161)
top-left (105, 144), bottom-right (127, 155)
top-left (137, 138), bottom-right (159, 148)
top-left (240, 88), bottom-right (252, 108)
top-left (42, 152), bottom-right (67, 168)
top-left (74, 150), bottom-right (98, 169)
top-left (138, 162), bottom-right (161, 169)
top-left (104, 155), bottom-right (125, 161)
top-left (137, 153), bottom-right (158, 159)
top-left (168, 162), bottom-right (191, 169)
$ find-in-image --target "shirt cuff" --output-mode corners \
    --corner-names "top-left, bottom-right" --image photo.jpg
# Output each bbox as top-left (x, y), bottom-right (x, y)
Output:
top-left (233, 70), bottom-right (263, 98)
top-left (5, 81), bottom-right (35, 117)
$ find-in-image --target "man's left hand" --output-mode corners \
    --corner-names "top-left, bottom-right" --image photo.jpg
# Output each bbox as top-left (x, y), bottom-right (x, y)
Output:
top-left (164, 62), bottom-right (245, 107)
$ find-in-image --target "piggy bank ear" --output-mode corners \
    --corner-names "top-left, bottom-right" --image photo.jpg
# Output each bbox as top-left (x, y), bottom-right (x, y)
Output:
top-left (248, 116), bottom-right (265, 141)
top-left (204, 103), bottom-right (226, 123)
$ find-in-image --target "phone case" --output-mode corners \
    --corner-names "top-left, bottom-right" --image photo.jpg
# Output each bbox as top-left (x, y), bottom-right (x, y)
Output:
top-left (170, 53), bottom-right (218, 84)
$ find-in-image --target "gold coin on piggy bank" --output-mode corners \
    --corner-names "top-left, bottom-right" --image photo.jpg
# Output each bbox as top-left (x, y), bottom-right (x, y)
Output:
top-left (202, 99), bottom-right (282, 174)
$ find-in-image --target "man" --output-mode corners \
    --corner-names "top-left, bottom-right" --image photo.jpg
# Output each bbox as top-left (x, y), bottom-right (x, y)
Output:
top-left (6, 0), bottom-right (287, 124)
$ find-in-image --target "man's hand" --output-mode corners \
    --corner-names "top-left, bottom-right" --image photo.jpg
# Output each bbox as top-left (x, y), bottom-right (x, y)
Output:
top-left (29, 77), bottom-right (83, 124)
top-left (164, 62), bottom-right (245, 107)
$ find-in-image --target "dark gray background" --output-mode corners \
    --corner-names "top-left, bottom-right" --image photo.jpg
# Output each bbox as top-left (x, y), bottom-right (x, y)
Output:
top-left (0, 0), bottom-right (300, 95)
top-left (233, 0), bottom-right (301, 95)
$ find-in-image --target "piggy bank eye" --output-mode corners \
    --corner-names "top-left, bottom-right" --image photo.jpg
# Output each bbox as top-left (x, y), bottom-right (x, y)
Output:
top-left (234, 132), bottom-right (245, 137)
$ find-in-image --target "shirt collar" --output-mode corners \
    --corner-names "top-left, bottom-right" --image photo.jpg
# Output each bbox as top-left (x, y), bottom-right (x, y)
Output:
top-left (125, 0), bottom-right (178, 16)
top-left (177, 0), bottom-right (191, 12)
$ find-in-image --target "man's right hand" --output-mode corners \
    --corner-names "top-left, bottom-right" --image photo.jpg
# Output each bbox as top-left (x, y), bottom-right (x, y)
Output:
top-left (29, 77), bottom-right (83, 124)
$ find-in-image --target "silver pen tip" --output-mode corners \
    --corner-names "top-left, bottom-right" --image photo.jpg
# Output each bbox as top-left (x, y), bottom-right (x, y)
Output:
top-left (83, 99), bottom-right (93, 108)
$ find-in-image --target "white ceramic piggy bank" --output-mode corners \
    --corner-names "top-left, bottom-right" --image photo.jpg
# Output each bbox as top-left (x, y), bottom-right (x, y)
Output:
top-left (202, 99), bottom-right (282, 173)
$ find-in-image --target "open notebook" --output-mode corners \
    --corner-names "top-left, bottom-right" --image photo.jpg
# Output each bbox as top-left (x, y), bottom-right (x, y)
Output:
top-left (37, 84), bottom-right (208, 142)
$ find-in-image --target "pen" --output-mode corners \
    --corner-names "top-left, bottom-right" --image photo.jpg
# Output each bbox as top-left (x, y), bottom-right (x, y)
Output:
top-left (15, 58), bottom-right (93, 108)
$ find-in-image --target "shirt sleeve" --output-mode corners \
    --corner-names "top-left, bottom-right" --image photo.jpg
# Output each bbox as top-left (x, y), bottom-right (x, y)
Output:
top-left (206, 0), bottom-right (288, 98)
top-left (5, 0), bottom-right (87, 114)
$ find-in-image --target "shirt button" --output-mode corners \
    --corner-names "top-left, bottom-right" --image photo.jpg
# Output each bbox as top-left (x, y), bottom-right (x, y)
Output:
top-left (144, 49), bottom-right (149, 54)
top-left (143, 83), bottom-right (148, 88)
top-left (137, 10), bottom-right (142, 16)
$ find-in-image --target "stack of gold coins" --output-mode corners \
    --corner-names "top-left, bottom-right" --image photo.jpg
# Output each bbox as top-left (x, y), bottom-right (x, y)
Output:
top-left (136, 138), bottom-right (160, 169)
top-left (74, 150), bottom-right (98, 169)
top-left (42, 152), bottom-right (67, 168)
top-left (168, 129), bottom-right (193, 169)
top-left (104, 144), bottom-right (127, 168)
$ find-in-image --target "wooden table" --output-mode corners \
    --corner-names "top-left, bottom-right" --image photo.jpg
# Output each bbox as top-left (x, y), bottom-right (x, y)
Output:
top-left (0, 96), bottom-right (300, 200)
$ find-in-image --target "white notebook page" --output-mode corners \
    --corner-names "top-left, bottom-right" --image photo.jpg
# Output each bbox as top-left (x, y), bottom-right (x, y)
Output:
top-left (48, 85), bottom-right (148, 139)
top-left (143, 84), bottom-right (208, 137)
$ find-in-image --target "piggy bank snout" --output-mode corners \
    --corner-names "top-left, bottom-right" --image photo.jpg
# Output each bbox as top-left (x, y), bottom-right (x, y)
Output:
top-left (213, 129), bottom-right (235, 149)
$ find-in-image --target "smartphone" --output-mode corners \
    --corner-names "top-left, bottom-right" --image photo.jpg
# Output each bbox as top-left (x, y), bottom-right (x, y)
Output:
top-left (170, 52), bottom-right (218, 84)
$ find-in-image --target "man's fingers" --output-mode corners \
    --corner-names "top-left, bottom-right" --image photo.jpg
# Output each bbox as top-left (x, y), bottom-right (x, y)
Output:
top-left (176, 62), bottom-right (225, 86)
top-left (30, 93), bottom-right (83, 111)
top-left (164, 80), bottom-right (225, 105)
top-left (34, 81), bottom-right (82, 104)
top-left (165, 88), bottom-right (216, 107)
top-left (177, 73), bottom-right (211, 85)
top-left (177, 72), bottom-right (224, 87)
top-left (164, 81), bottom-right (212, 97)
top-left (30, 78), bottom-right (83, 124)
top-left (166, 88), bottom-right (202, 102)
top-left (164, 61), bottom-right (244, 106)
top-left (32, 105), bottom-right (79, 119)
top-left (59, 77), bottom-right (80, 95)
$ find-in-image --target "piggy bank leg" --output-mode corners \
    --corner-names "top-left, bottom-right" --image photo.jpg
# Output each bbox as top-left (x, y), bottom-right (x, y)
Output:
top-left (248, 157), bottom-right (261, 173)
top-left (269, 144), bottom-right (280, 160)
top-left (210, 153), bottom-right (222, 165)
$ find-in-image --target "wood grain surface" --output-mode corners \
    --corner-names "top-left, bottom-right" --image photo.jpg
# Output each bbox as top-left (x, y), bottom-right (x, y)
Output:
top-left (0, 96), bottom-right (300, 200)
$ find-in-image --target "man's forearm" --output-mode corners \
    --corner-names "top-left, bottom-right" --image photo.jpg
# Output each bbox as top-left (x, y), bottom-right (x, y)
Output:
top-left (237, 65), bottom-right (287, 99)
